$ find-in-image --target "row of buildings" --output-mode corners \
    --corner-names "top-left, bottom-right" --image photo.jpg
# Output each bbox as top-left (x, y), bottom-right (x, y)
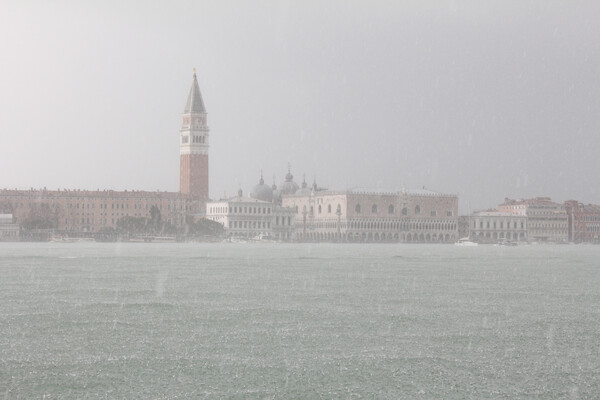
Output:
top-left (1, 72), bottom-right (599, 243)
top-left (206, 173), bottom-right (600, 243)
top-left (206, 171), bottom-right (459, 243)
top-left (1, 71), bottom-right (208, 239)
top-left (459, 197), bottom-right (600, 244)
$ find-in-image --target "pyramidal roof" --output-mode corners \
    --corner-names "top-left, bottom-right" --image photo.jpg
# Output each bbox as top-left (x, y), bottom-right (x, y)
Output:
top-left (184, 70), bottom-right (206, 114)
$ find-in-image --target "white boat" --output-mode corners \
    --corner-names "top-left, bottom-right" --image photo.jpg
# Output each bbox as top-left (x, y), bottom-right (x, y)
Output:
top-left (455, 237), bottom-right (478, 246)
top-left (50, 236), bottom-right (95, 243)
top-left (50, 236), bottom-right (77, 243)
top-left (129, 235), bottom-right (176, 243)
top-left (252, 233), bottom-right (278, 243)
top-left (457, 204), bottom-right (478, 246)
top-left (223, 236), bottom-right (250, 243)
top-left (497, 238), bottom-right (518, 246)
top-left (149, 236), bottom-right (177, 243)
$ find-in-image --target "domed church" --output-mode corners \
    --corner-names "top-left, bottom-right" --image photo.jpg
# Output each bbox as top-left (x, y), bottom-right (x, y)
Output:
top-left (279, 167), bottom-right (300, 197)
top-left (249, 165), bottom-right (306, 206)
top-left (250, 172), bottom-right (273, 203)
top-left (205, 168), bottom-right (299, 241)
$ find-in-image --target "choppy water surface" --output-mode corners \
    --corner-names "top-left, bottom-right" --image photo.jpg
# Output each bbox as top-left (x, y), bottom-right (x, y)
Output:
top-left (0, 243), bottom-right (599, 399)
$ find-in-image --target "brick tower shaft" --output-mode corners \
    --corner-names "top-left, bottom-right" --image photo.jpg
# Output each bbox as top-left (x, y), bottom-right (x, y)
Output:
top-left (179, 70), bottom-right (209, 202)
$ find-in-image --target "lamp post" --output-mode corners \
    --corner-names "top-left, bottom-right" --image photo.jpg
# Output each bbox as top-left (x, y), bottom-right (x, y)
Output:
top-left (302, 208), bottom-right (308, 242)
top-left (336, 204), bottom-right (342, 242)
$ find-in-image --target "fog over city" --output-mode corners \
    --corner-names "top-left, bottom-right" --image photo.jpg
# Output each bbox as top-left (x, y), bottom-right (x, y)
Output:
top-left (1, 1), bottom-right (599, 213)
top-left (3, 4), bottom-right (600, 398)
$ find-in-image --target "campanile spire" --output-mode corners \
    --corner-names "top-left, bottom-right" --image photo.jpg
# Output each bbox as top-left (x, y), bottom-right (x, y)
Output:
top-left (179, 69), bottom-right (210, 202)
top-left (184, 69), bottom-right (206, 114)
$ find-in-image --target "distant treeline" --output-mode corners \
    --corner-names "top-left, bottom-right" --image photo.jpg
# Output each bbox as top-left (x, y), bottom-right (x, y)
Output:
top-left (15, 204), bottom-right (224, 239)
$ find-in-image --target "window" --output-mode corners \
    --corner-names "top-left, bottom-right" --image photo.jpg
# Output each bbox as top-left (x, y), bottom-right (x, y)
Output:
top-left (355, 204), bottom-right (361, 213)
top-left (430, 210), bottom-right (437, 217)
top-left (328, 204), bottom-right (332, 213)
top-left (415, 205), bottom-right (421, 214)
top-left (318, 205), bottom-right (322, 214)
top-left (372, 204), bottom-right (378, 213)
top-left (182, 136), bottom-right (189, 144)
top-left (402, 207), bottom-right (408, 216)
top-left (388, 205), bottom-right (394, 214)
top-left (447, 210), bottom-right (453, 217)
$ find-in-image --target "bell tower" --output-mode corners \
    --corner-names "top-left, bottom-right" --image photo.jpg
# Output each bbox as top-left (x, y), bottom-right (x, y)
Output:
top-left (180, 69), bottom-right (209, 201)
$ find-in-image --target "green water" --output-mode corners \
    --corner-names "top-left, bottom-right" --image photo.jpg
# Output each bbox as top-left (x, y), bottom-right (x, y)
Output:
top-left (1, 243), bottom-right (598, 399)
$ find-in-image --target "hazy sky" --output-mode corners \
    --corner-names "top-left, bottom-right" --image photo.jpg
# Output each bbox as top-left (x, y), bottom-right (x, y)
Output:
top-left (1, 1), bottom-right (599, 212)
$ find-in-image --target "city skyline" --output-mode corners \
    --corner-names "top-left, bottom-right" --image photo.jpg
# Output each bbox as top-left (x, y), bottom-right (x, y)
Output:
top-left (2, 2), bottom-right (599, 213)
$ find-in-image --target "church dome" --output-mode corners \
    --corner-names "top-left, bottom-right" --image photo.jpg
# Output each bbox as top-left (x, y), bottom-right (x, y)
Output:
top-left (280, 167), bottom-right (299, 195)
top-left (250, 174), bottom-right (273, 202)
top-left (295, 175), bottom-right (311, 196)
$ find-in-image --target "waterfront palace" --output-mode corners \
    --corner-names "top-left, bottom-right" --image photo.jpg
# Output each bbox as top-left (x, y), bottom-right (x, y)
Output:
top-left (206, 170), bottom-right (459, 243)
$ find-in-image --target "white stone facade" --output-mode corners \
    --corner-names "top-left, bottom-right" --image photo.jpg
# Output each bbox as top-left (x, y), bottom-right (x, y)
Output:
top-left (205, 196), bottom-right (295, 240)
top-left (499, 197), bottom-right (568, 243)
top-left (0, 214), bottom-right (19, 241)
top-left (469, 211), bottom-right (527, 243)
top-left (282, 189), bottom-right (459, 242)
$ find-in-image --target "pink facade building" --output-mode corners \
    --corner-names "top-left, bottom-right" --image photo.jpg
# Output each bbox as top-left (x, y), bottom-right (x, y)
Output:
top-left (282, 187), bottom-right (459, 242)
top-left (0, 72), bottom-right (209, 235)
top-left (499, 197), bottom-right (568, 243)
top-left (564, 200), bottom-right (600, 243)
